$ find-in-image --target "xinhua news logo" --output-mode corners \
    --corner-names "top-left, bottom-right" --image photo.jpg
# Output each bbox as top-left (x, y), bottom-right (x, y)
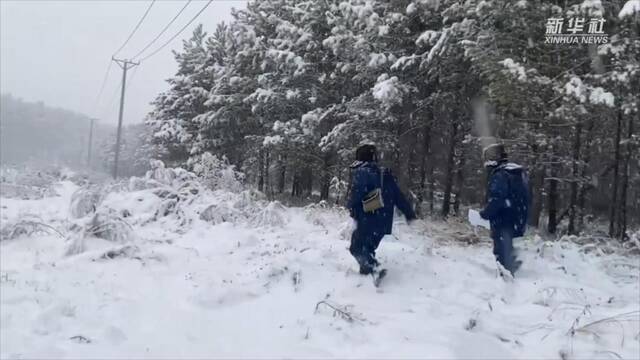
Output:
top-left (545, 17), bottom-right (609, 44)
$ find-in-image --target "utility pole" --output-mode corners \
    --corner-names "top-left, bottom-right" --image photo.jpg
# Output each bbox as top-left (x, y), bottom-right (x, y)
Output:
top-left (111, 57), bottom-right (139, 179)
top-left (87, 117), bottom-right (96, 168)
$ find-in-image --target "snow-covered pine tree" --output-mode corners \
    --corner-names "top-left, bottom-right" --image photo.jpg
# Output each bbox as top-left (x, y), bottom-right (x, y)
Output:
top-left (145, 0), bottom-right (640, 238)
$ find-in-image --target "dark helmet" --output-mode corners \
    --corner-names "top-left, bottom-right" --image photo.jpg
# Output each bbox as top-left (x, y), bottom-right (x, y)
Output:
top-left (355, 144), bottom-right (377, 162)
top-left (483, 143), bottom-right (507, 167)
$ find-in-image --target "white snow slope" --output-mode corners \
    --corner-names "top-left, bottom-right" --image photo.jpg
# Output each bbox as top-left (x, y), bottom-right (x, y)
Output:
top-left (1, 181), bottom-right (639, 359)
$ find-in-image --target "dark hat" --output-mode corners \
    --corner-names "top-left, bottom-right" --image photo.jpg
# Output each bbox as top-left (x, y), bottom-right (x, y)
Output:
top-left (483, 143), bottom-right (507, 166)
top-left (355, 144), bottom-right (377, 162)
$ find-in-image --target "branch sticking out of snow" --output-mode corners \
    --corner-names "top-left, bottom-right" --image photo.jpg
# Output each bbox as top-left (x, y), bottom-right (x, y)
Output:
top-left (315, 300), bottom-right (363, 323)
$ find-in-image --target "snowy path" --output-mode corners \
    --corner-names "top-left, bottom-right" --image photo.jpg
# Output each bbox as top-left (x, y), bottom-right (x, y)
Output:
top-left (1, 183), bottom-right (639, 359)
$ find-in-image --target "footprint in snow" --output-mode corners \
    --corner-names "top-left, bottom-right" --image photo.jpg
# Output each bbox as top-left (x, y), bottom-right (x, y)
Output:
top-left (104, 326), bottom-right (127, 345)
top-left (191, 287), bottom-right (260, 309)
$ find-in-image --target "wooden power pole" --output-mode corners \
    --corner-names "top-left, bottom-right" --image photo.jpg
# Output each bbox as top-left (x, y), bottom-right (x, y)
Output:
top-left (111, 57), bottom-right (139, 179)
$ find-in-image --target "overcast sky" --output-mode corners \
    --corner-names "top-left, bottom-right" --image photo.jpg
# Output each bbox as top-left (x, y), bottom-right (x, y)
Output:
top-left (1, 0), bottom-right (241, 126)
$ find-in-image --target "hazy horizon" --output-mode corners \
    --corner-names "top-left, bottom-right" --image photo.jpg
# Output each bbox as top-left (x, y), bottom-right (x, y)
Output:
top-left (0, 0), bottom-right (240, 126)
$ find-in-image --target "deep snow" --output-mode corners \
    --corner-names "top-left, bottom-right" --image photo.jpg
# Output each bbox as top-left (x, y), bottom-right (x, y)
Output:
top-left (1, 180), bottom-right (639, 359)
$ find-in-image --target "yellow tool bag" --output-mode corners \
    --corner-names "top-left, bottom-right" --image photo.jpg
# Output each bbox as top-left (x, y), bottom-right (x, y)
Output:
top-left (362, 168), bottom-right (384, 213)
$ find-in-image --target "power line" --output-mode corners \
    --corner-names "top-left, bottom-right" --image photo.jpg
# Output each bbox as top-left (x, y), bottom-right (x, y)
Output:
top-left (132, 0), bottom-right (193, 60)
top-left (92, 60), bottom-right (113, 116)
top-left (113, 0), bottom-right (157, 57)
top-left (103, 66), bottom-right (139, 120)
top-left (92, 0), bottom-right (154, 118)
top-left (127, 66), bottom-right (140, 88)
top-left (138, 0), bottom-right (213, 63)
top-left (87, 117), bottom-right (95, 168)
top-left (103, 79), bottom-right (122, 119)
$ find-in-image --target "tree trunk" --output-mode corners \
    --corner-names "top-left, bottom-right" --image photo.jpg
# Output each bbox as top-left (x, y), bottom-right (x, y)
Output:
top-left (577, 117), bottom-right (595, 230)
top-left (320, 154), bottom-right (331, 201)
top-left (320, 178), bottom-right (330, 201)
top-left (547, 162), bottom-right (559, 234)
top-left (568, 121), bottom-right (582, 235)
top-left (453, 146), bottom-right (466, 217)
top-left (441, 120), bottom-right (458, 218)
top-left (428, 159), bottom-right (435, 215)
top-left (291, 171), bottom-right (302, 197)
top-left (417, 122), bottom-right (431, 217)
top-left (617, 113), bottom-right (634, 240)
top-left (278, 154), bottom-right (286, 194)
top-left (609, 109), bottom-right (622, 237)
top-left (265, 150), bottom-right (272, 198)
top-left (528, 144), bottom-right (544, 227)
top-left (302, 166), bottom-right (313, 197)
top-left (407, 140), bottom-right (418, 201)
top-left (258, 150), bottom-right (264, 192)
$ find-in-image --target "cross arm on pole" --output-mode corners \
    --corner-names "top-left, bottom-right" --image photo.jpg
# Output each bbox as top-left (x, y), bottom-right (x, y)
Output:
top-left (111, 57), bottom-right (140, 70)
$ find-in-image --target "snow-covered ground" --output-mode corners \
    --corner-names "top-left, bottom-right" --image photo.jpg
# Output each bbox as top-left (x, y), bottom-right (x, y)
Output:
top-left (1, 178), bottom-right (639, 359)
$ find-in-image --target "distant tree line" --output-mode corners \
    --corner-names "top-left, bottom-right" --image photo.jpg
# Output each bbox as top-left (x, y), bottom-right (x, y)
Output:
top-left (0, 94), bottom-right (102, 168)
top-left (96, 123), bottom-right (163, 178)
top-left (147, 0), bottom-right (639, 239)
top-left (0, 93), bottom-right (164, 179)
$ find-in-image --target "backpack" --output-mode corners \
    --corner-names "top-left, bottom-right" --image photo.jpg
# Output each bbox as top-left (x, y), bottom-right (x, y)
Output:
top-left (501, 164), bottom-right (530, 237)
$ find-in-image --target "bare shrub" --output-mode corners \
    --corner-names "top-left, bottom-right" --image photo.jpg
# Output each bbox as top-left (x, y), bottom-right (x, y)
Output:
top-left (233, 189), bottom-right (266, 211)
top-left (0, 215), bottom-right (64, 241)
top-left (85, 209), bottom-right (135, 243)
top-left (249, 201), bottom-right (287, 228)
top-left (189, 152), bottom-right (244, 192)
top-left (200, 203), bottom-right (243, 225)
top-left (128, 176), bottom-right (163, 191)
top-left (69, 187), bottom-right (102, 218)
